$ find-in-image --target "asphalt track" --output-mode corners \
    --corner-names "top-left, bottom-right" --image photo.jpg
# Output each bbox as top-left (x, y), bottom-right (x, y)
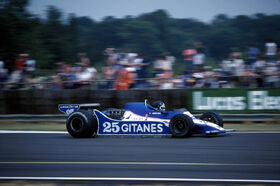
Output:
top-left (0, 132), bottom-right (280, 183)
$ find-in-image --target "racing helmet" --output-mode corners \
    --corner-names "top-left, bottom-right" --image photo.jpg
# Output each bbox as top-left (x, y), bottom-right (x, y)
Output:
top-left (152, 101), bottom-right (166, 111)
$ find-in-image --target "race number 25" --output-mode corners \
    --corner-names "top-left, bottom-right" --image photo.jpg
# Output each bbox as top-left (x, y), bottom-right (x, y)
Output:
top-left (103, 122), bottom-right (120, 133)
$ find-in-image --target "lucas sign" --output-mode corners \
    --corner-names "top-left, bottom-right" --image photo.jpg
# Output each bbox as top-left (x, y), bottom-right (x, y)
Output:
top-left (191, 89), bottom-right (280, 113)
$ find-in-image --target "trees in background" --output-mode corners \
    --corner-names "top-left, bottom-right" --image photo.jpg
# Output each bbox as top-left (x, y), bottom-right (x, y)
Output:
top-left (1, 0), bottom-right (280, 71)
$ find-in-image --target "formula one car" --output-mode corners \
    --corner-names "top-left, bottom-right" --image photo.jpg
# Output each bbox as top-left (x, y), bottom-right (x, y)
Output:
top-left (58, 100), bottom-right (230, 138)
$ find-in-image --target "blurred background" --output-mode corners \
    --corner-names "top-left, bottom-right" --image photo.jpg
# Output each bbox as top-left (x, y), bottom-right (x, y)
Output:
top-left (0, 0), bottom-right (279, 114)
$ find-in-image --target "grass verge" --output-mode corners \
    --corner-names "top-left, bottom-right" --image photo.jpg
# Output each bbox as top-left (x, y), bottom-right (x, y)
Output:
top-left (0, 122), bottom-right (280, 132)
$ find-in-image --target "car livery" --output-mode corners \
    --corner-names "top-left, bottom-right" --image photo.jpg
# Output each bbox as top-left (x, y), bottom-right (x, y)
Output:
top-left (59, 100), bottom-right (231, 138)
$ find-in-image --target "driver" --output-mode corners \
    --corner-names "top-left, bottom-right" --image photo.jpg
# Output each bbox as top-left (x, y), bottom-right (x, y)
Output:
top-left (152, 101), bottom-right (166, 111)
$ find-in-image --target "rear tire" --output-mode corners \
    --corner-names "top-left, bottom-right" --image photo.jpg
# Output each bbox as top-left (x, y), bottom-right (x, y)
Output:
top-left (66, 110), bottom-right (97, 138)
top-left (200, 112), bottom-right (223, 127)
top-left (169, 114), bottom-right (194, 138)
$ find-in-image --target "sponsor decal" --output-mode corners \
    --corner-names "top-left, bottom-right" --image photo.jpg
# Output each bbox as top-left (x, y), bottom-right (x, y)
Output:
top-left (101, 122), bottom-right (164, 134)
top-left (58, 104), bottom-right (80, 115)
top-left (192, 90), bottom-right (280, 111)
top-left (95, 110), bottom-right (170, 135)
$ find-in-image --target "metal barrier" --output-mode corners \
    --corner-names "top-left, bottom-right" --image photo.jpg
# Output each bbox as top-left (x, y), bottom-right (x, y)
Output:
top-left (0, 114), bottom-right (279, 123)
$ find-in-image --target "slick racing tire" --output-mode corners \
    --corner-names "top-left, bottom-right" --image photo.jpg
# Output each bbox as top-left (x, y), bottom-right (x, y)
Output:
top-left (200, 112), bottom-right (223, 127)
top-left (66, 110), bottom-right (97, 138)
top-left (169, 114), bottom-right (194, 138)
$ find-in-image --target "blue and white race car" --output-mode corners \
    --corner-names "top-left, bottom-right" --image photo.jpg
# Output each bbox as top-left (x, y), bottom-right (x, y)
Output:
top-left (59, 100), bottom-right (230, 138)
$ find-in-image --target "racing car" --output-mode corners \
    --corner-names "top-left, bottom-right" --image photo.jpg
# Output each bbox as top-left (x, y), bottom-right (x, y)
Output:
top-left (58, 100), bottom-right (230, 138)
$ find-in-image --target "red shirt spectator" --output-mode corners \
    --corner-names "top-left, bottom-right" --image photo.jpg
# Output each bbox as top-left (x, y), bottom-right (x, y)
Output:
top-left (182, 49), bottom-right (197, 60)
top-left (15, 54), bottom-right (28, 71)
top-left (114, 68), bottom-right (134, 90)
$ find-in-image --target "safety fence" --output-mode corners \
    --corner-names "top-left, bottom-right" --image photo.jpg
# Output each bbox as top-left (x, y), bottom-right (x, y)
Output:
top-left (0, 88), bottom-right (279, 114)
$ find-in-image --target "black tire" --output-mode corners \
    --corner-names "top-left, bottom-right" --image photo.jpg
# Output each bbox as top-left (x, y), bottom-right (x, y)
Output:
top-left (169, 114), bottom-right (194, 138)
top-left (66, 110), bottom-right (97, 138)
top-left (200, 112), bottom-right (223, 127)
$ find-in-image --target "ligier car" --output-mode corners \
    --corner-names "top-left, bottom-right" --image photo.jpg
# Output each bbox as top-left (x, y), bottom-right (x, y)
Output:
top-left (58, 100), bottom-right (231, 138)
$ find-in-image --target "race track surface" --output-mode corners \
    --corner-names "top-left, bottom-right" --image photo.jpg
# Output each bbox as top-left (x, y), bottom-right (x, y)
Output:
top-left (0, 132), bottom-right (279, 182)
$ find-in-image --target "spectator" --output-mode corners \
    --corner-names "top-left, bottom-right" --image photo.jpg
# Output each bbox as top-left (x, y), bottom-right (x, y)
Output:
top-left (253, 56), bottom-right (266, 87)
top-left (76, 53), bottom-right (96, 88)
top-left (232, 57), bottom-right (244, 76)
top-left (133, 54), bottom-right (150, 88)
top-left (230, 48), bottom-right (242, 60)
top-left (102, 53), bottom-right (121, 89)
top-left (158, 73), bottom-right (173, 89)
top-left (182, 46), bottom-right (197, 75)
top-left (60, 63), bottom-right (77, 89)
top-left (25, 55), bottom-right (36, 79)
top-left (104, 48), bottom-right (118, 61)
top-left (193, 52), bottom-right (205, 72)
top-left (0, 61), bottom-right (8, 80)
top-left (15, 54), bottom-right (27, 71)
top-left (265, 39), bottom-right (277, 62)
top-left (231, 55), bottom-right (245, 87)
top-left (164, 52), bottom-right (175, 72)
top-left (195, 42), bottom-right (205, 54)
top-left (0, 61), bottom-right (8, 89)
top-left (153, 56), bottom-right (165, 77)
top-left (246, 44), bottom-right (260, 68)
top-left (114, 61), bottom-right (134, 90)
top-left (6, 70), bottom-right (24, 89)
top-left (50, 75), bottom-right (63, 90)
top-left (264, 62), bottom-right (278, 87)
top-left (221, 56), bottom-right (232, 76)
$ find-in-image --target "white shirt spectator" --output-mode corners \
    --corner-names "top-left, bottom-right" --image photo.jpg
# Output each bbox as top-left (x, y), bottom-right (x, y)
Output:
top-left (154, 59), bottom-right (164, 70)
top-left (0, 61), bottom-right (8, 76)
top-left (253, 59), bottom-right (266, 72)
top-left (132, 57), bottom-right (143, 71)
top-left (25, 59), bottom-right (36, 72)
top-left (162, 59), bottom-right (172, 71)
top-left (193, 53), bottom-right (205, 65)
top-left (221, 59), bottom-right (231, 73)
top-left (165, 55), bottom-right (175, 71)
top-left (77, 67), bottom-right (96, 81)
top-left (265, 42), bottom-right (277, 56)
top-left (232, 59), bottom-right (244, 76)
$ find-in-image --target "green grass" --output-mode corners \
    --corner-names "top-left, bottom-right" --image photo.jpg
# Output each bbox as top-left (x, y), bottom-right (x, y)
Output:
top-left (0, 122), bottom-right (65, 131)
top-left (0, 122), bottom-right (280, 132)
top-left (224, 123), bottom-right (280, 132)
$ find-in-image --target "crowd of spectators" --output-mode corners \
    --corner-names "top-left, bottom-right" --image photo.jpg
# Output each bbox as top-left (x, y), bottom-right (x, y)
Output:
top-left (177, 41), bottom-right (280, 89)
top-left (0, 41), bottom-right (279, 90)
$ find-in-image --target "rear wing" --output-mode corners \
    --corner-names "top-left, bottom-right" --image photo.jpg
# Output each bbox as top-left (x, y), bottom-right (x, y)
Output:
top-left (58, 103), bottom-right (100, 115)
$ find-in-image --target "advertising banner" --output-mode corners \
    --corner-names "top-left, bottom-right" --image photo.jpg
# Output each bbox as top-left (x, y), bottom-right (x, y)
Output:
top-left (189, 88), bottom-right (280, 113)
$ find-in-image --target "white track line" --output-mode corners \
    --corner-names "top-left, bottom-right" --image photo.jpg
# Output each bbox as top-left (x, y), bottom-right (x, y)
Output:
top-left (228, 132), bottom-right (280, 134)
top-left (0, 130), bottom-right (67, 134)
top-left (0, 130), bottom-right (280, 134)
top-left (0, 177), bottom-right (279, 183)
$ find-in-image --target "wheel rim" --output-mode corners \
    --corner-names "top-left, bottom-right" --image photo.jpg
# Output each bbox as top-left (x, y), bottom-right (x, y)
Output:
top-left (173, 119), bottom-right (186, 134)
top-left (70, 117), bottom-right (84, 132)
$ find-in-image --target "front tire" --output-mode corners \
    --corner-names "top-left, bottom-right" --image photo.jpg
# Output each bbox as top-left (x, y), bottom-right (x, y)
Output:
top-left (200, 112), bottom-right (223, 127)
top-left (169, 114), bottom-right (194, 138)
top-left (66, 110), bottom-right (97, 138)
